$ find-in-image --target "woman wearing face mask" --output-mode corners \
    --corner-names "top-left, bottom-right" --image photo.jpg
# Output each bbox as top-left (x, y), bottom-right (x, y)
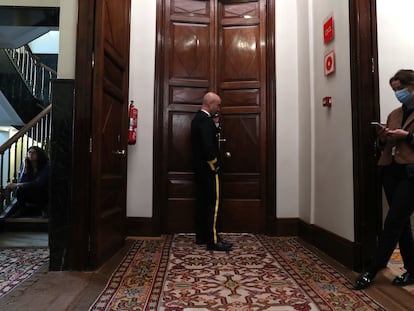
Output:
top-left (5, 146), bottom-right (49, 218)
top-left (355, 69), bottom-right (414, 289)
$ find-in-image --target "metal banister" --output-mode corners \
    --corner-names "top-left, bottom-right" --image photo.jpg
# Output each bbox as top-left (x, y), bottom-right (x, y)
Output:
top-left (0, 105), bottom-right (51, 154)
top-left (4, 45), bottom-right (57, 104)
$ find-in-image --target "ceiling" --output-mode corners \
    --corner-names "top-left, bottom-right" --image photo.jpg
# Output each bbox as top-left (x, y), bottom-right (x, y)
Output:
top-left (0, 6), bottom-right (59, 49)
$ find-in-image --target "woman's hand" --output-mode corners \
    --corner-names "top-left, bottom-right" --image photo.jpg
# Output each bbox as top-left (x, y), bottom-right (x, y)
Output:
top-left (5, 182), bottom-right (19, 190)
top-left (386, 129), bottom-right (409, 140)
top-left (377, 127), bottom-right (389, 142)
top-left (22, 157), bottom-right (29, 174)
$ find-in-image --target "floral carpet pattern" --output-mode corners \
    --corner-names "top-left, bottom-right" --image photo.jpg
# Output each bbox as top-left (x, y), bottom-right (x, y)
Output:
top-left (90, 234), bottom-right (387, 311)
top-left (0, 248), bottom-right (49, 298)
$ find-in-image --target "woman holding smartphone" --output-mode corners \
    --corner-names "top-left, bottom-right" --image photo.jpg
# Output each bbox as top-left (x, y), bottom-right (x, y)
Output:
top-left (355, 69), bottom-right (414, 289)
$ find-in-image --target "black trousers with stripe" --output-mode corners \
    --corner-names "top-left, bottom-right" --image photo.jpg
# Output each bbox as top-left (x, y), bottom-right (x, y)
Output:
top-left (194, 168), bottom-right (222, 245)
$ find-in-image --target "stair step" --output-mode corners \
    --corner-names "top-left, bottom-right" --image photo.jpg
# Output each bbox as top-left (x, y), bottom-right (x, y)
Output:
top-left (1, 217), bottom-right (48, 232)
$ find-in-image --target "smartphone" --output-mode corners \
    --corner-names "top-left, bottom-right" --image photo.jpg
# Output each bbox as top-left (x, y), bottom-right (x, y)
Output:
top-left (370, 121), bottom-right (385, 128)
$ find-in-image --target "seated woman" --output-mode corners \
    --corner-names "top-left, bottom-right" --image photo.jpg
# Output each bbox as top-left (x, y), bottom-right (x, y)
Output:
top-left (6, 146), bottom-right (49, 217)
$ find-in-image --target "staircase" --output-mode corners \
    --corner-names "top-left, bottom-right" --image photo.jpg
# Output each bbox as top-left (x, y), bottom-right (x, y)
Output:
top-left (0, 6), bottom-right (59, 234)
top-left (0, 105), bottom-right (51, 232)
top-left (0, 47), bottom-right (55, 233)
top-left (0, 46), bottom-right (56, 123)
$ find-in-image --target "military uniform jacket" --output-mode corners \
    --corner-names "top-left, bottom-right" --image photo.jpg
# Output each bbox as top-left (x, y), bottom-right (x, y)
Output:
top-left (191, 110), bottom-right (220, 173)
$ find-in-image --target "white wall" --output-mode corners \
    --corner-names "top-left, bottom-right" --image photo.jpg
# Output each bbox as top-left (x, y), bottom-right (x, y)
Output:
top-left (275, 0), bottom-right (300, 218)
top-left (377, 0), bottom-right (414, 232)
top-left (127, 0), bottom-right (156, 217)
top-left (57, 0), bottom-right (77, 79)
top-left (126, 0), bottom-right (355, 243)
top-left (377, 0), bottom-right (414, 121)
top-left (297, 1), bottom-right (312, 222)
top-left (127, 0), bottom-right (305, 220)
top-left (284, 0), bottom-right (355, 240)
top-left (51, 0), bottom-right (356, 241)
top-left (310, 0), bottom-right (354, 240)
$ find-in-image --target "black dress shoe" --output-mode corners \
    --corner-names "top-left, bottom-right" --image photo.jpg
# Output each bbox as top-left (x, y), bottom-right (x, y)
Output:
top-left (354, 271), bottom-right (375, 290)
top-left (392, 272), bottom-right (414, 286)
top-left (207, 241), bottom-right (232, 252)
top-left (218, 236), bottom-right (233, 248)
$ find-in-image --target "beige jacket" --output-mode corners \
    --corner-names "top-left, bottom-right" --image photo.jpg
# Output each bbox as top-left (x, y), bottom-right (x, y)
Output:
top-left (378, 107), bottom-right (414, 166)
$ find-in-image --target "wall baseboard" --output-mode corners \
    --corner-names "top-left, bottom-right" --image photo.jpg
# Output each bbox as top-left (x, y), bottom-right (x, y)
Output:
top-left (261, 218), bottom-right (356, 270)
top-left (126, 217), bottom-right (357, 270)
top-left (126, 217), bottom-right (156, 237)
top-left (298, 220), bottom-right (356, 269)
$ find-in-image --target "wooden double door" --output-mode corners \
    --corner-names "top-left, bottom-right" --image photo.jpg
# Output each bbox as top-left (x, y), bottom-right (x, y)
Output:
top-left (157, 0), bottom-right (275, 233)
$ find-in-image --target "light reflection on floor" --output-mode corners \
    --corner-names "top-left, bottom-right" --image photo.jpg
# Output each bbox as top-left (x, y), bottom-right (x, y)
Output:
top-left (0, 231), bottom-right (48, 247)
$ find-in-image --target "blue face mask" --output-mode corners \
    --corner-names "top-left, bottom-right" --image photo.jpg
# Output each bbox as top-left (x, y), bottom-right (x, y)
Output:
top-left (395, 88), bottom-right (414, 106)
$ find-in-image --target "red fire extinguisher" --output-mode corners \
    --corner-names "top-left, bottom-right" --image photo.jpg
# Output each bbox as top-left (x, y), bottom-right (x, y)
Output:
top-left (128, 100), bottom-right (138, 145)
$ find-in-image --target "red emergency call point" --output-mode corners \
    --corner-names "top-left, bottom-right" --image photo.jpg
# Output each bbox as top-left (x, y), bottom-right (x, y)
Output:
top-left (323, 15), bottom-right (334, 44)
top-left (324, 50), bottom-right (335, 76)
top-left (323, 96), bottom-right (332, 107)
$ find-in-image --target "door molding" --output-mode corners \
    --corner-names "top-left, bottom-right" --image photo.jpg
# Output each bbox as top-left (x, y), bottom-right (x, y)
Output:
top-left (70, 0), bottom-right (95, 270)
top-left (152, 0), bottom-right (276, 235)
top-left (349, 0), bottom-right (382, 271)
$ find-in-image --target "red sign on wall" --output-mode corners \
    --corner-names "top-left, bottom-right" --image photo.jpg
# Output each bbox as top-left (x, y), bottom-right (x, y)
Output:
top-left (323, 15), bottom-right (334, 44)
top-left (324, 50), bottom-right (335, 76)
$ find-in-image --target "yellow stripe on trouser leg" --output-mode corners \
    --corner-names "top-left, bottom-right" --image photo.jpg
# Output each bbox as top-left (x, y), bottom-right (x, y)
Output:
top-left (213, 173), bottom-right (220, 244)
top-left (207, 158), bottom-right (218, 172)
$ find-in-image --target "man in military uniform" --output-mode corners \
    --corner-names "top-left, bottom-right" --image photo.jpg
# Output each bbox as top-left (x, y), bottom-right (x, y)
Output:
top-left (191, 92), bottom-right (232, 251)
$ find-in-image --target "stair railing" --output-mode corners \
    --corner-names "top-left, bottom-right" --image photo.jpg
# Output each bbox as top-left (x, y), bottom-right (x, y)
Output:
top-left (4, 45), bottom-right (57, 105)
top-left (0, 104), bottom-right (52, 214)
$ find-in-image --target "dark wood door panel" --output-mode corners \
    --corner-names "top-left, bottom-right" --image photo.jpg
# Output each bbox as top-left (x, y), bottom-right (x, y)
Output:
top-left (159, 0), bottom-right (270, 234)
top-left (166, 199), bottom-right (196, 232)
top-left (170, 87), bottom-right (209, 106)
top-left (222, 200), bottom-right (262, 232)
top-left (222, 174), bottom-right (260, 199)
top-left (99, 91), bottom-right (125, 174)
top-left (90, 0), bottom-right (130, 267)
top-left (168, 172), bottom-right (196, 197)
top-left (220, 114), bottom-right (260, 173)
top-left (168, 112), bottom-right (194, 172)
top-left (170, 0), bottom-right (211, 21)
top-left (221, 0), bottom-right (261, 23)
top-left (221, 89), bottom-right (260, 107)
top-left (170, 23), bottom-right (211, 81)
top-left (221, 26), bottom-right (261, 83)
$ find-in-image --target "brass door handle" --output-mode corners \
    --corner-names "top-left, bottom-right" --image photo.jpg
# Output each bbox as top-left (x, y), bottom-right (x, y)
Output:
top-left (113, 149), bottom-right (126, 155)
top-left (225, 151), bottom-right (231, 158)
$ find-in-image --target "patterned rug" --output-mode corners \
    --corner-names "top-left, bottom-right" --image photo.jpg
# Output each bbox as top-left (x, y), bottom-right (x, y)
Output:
top-left (385, 248), bottom-right (414, 295)
top-left (0, 248), bottom-right (49, 298)
top-left (90, 234), bottom-right (387, 311)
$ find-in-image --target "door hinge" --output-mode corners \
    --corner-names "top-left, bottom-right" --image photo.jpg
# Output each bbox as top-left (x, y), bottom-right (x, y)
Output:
top-left (371, 57), bottom-right (375, 73)
top-left (91, 51), bottom-right (95, 69)
top-left (89, 137), bottom-right (93, 153)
